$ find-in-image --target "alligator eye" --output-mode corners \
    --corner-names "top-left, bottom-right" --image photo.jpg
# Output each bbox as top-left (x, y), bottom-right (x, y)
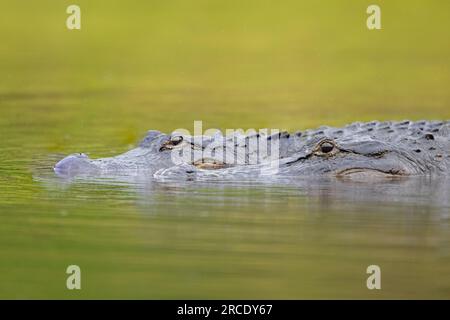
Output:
top-left (314, 140), bottom-right (338, 156)
top-left (171, 136), bottom-right (183, 146)
top-left (320, 142), bottom-right (335, 153)
top-left (159, 136), bottom-right (184, 152)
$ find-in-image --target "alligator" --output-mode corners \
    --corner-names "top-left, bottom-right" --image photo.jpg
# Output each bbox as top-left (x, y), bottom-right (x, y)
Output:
top-left (54, 120), bottom-right (450, 180)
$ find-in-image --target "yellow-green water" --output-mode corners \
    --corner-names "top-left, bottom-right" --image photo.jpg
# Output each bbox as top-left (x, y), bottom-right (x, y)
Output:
top-left (0, 0), bottom-right (449, 298)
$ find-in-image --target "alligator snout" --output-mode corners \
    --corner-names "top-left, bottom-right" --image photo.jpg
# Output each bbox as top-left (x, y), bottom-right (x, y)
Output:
top-left (54, 153), bottom-right (99, 176)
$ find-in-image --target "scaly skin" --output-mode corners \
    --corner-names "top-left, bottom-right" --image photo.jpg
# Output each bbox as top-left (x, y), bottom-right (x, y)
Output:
top-left (54, 121), bottom-right (450, 180)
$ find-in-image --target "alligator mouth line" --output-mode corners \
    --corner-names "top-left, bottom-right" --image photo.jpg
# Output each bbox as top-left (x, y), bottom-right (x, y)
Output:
top-left (192, 158), bottom-right (230, 170)
top-left (336, 168), bottom-right (407, 178)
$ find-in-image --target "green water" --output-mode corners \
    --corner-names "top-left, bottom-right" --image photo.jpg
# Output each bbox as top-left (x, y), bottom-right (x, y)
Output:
top-left (1, 1), bottom-right (450, 298)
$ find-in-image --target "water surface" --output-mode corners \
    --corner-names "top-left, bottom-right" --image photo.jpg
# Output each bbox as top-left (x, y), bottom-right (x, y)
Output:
top-left (1, 0), bottom-right (450, 299)
top-left (0, 148), bottom-right (449, 298)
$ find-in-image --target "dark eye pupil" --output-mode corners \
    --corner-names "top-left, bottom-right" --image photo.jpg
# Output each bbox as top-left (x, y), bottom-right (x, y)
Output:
top-left (320, 143), bottom-right (334, 153)
top-left (171, 136), bottom-right (183, 145)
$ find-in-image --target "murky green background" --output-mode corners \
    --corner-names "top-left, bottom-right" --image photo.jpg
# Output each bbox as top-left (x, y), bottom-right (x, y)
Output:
top-left (1, 1), bottom-right (449, 298)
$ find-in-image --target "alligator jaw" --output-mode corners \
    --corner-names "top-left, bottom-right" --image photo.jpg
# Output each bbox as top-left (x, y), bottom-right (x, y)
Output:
top-left (336, 168), bottom-right (407, 180)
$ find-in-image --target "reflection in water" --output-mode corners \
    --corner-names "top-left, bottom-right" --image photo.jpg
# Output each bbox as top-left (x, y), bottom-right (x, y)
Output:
top-left (0, 155), bottom-right (448, 299)
top-left (36, 158), bottom-right (450, 214)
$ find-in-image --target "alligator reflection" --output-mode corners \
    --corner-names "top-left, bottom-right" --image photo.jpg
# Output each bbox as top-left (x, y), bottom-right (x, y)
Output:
top-left (35, 162), bottom-right (450, 215)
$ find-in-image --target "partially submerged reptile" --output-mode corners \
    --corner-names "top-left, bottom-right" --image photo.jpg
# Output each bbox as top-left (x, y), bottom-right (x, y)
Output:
top-left (54, 120), bottom-right (450, 180)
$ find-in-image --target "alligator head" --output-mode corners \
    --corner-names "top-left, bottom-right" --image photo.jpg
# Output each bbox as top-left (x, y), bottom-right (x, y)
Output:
top-left (54, 121), bottom-right (450, 179)
top-left (279, 136), bottom-right (430, 178)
